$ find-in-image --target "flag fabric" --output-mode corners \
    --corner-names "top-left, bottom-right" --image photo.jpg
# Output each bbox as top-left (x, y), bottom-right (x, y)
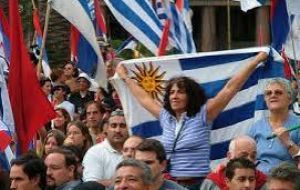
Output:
top-left (270, 0), bottom-right (289, 52)
top-left (286, 0), bottom-right (300, 15)
top-left (234, 0), bottom-right (266, 12)
top-left (8, 0), bottom-right (56, 154)
top-left (153, 0), bottom-right (196, 53)
top-left (0, 7), bottom-right (10, 64)
top-left (0, 120), bottom-right (11, 152)
top-left (165, 1), bottom-right (196, 53)
top-left (32, 9), bottom-right (51, 78)
top-left (68, 0), bottom-right (103, 82)
top-left (0, 146), bottom-right (14, 171)
top-left (116, 36), bottom-right (138, 54)
top-left (93, 0), bottom-right (107, 36)
top-left (176, 0), bottom-right (193, 33)
top-left (104, 0), bottom-right (165, 55)
top-left (0, 57), bottom-right (14, 135)
top-left (49, 0), bottom-right (106, 86)
top-left (282, 10), bottom-right (300, 60)
top-left (112, 47), bottom-right (284, 163)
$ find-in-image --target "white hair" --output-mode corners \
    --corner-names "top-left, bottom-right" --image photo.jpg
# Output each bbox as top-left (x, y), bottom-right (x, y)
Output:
top-left (228, 135), bottom-right (256, 153)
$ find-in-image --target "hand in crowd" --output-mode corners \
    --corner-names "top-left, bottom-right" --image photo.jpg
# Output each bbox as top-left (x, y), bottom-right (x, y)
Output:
top-left (273, 127), bottom-right (291, 147)
top-left (255, 51), bottom-right (268, 63)
top-left (116, 64), bottom-right (128, 80)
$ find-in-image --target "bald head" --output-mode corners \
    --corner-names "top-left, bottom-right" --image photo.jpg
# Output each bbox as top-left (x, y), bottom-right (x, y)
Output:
top-left (122, 136), bottom-right (143, 159)
top-left (227, 136), bottom-right (257, 163)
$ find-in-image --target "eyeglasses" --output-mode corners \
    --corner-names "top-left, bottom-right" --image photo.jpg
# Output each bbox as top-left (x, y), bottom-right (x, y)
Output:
top-left (264, 90), bottom-right (284, 97)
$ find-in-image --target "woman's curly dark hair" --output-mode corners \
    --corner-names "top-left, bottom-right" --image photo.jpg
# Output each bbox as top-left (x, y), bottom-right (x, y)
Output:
top-left (163, 76), bottom-right (207, 117)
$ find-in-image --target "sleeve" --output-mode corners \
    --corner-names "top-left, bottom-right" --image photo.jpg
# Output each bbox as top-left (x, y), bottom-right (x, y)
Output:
top-left (248, 122), bottom-right (256, 139)
top-left (82, 147), bottom-right (104, 181)
top-left (199, 179), bottom-right (220, 190)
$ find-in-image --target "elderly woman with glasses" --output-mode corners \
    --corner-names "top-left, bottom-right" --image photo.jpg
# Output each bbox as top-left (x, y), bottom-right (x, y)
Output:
top-left (248, 78), bottom-right (300, 174)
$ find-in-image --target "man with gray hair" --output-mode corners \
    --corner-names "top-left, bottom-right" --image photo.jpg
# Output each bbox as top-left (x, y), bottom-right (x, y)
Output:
top-left (267, 162), bottom-right (300, 190)
top-left (200, 136), bottom-right (267, 190)
top-left (113, 159), bottom-right (152, 190)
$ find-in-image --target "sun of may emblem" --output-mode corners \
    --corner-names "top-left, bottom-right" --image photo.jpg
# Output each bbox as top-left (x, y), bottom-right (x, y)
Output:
top-left (130, 62), bottom-right (166, 102)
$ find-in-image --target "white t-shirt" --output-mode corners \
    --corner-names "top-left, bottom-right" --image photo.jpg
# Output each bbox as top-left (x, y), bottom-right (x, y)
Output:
top-left (82, 139), bottom-right (123, 181)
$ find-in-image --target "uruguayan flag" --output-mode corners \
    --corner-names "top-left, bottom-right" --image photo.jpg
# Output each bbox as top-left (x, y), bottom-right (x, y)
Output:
top-left (104, 0), bottom-right (164, 55)
top-left (112, 47), bottom-right (284, 163)
top-left (48, 0), bottom-right (106, 86)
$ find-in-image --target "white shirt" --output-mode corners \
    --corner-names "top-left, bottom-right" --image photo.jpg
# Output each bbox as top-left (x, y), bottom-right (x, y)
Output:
top-left (82, 139), bottom-right (123, 181)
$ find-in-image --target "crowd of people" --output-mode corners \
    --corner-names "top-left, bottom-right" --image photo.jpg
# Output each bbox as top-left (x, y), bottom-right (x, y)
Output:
top-left (1, 49), bottom-right (300, 190)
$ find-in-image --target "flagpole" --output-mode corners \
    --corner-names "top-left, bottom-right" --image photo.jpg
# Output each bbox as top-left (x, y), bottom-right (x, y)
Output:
top-left (227, 0), bottom-right (231, 50)
top-left (285, 2), bottom-right (298, 62)
top-left (37, 2), bottom-right (51, 79)
top-left (31, 0), bottom-right (37, 46)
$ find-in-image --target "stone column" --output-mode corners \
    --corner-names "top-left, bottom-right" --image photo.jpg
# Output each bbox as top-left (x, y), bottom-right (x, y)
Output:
top-left (200, 6), bottom-right (217, 52)
top-left (256, 6), bottom-right (270, 46)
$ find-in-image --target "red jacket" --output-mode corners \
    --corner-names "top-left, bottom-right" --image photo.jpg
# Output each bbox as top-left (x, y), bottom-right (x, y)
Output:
top-left (206, 164), bottom-right (266, 190)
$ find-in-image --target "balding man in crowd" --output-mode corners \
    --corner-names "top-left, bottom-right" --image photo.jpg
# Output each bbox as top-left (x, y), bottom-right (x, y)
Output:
top-left (122, 135), bottom-right (143, 159)
top-left (200, 136), bottom-right (267, 190)
top-left (83, 109), bottom-right (129, 187)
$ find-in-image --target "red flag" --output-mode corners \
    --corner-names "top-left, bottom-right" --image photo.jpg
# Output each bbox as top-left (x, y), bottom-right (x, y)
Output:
top-left (32, 9), bottom-right (43, 36)
top-left (176, 0), bottom-right (183, 12)
top-left (8, 0), bottom-right (56, 154)
top-left (281, 50), bottom-right (294, 79)
top-left (158, 19), bottom-right (170, 56)
top-left (94, 0), bottom-right (107, 34)
top-left (70, 25), bottom-right (80, 61)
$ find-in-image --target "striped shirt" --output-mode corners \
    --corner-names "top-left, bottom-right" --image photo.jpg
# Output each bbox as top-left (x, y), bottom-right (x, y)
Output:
top-left (160, 104), bottom-right (211, 177)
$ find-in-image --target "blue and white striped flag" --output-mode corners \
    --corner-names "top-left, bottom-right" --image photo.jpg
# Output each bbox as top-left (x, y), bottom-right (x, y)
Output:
top-left (116, 36), bottom-right (138, 54)
top-left (49, 0), bottom-right (106, 86)
top-left (104, 0), bottom-right (164, 55)
top-left (166, 1), bottom-right (196, 53)
top-left (104, 0), bottom-right (195, 55)
top-left (112, 47), bottom-right (284, 164)
top-left (0, 56), bottom-right (14, 170)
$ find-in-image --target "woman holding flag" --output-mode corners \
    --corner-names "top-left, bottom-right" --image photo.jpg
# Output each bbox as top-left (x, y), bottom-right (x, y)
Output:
top-left (116, 51), bottom-right (267, 190)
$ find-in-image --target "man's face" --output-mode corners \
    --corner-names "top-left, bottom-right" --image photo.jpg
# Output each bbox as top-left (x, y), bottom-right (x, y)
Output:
top-left (106, 115), bottom-right (129, 147)
top-left (226, 168), bottom-right (256, 190)
top-left (228, 140), bottom-right (257, 163)
top-left (44, 153), bottom-right (75, 188)
top-left (122, 137), bottom-right (143, 159)
top-left (135, 151), bottom-right (164, 181)
top-left (267, 179), bottom-right (295, 190)
top-left (10, 165), bottom-right (39, 190)
top-left (114, 166), bottom-right (149, 190)
top-left (86, 104), bottom-right (103, 128)
top-left (77, 78), bottom-right (89, 91)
